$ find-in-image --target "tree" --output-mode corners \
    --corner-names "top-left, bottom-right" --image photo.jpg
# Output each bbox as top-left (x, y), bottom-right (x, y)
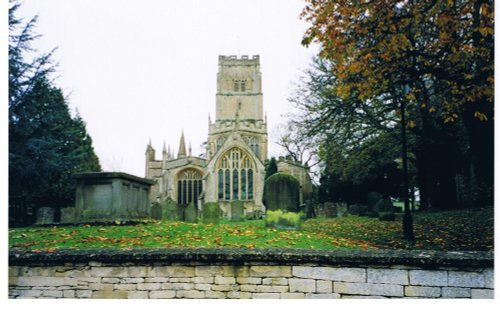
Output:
top-left (300, 0), bottom-right (494, 206)
top-left (264, 157), bottom-right (278, 180)
top-left (9, 1), bottom-right (101, 225)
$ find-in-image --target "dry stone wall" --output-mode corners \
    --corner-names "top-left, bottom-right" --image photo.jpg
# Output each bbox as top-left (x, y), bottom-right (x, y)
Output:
top-left (9, 249), bottom-right (493, 299)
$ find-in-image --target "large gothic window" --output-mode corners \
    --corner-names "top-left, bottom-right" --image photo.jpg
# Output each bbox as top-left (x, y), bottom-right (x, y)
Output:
top-left (217, 148), bottom-right (254, 201)
top-left (177, 169), bottom-right (203, 206)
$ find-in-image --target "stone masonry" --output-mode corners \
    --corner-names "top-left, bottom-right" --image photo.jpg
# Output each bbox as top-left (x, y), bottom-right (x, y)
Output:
top-left (9, 249), bottom-right (493, 299)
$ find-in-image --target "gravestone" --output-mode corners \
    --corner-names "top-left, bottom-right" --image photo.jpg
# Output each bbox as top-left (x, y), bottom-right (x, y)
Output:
top-left (162, 198), bottom-right (178, 221)
top-left (367, 192), bottom-right (383, 209)
top-left (374, 198), bottom-right (395, 221)
top-left (35, 207), bottom-right (54, 225)
top-left (263, 173), bottom-right (300, 213)
top-left (336, 203), bottom-right (348, 217)
top-left (184, 202), bottom-right (198, 223)
top-left (202, 202), bottom-right (220, 224)
top-left (358, 205), bottom-right (369, 216)
top-left (374, 198), bottom-right (394, 213)
top-left (60, 207), bottom-right (76, 223)
top-left (305, 201), bottom-right (316, 218)
top-left (230, 200), bottom-right (244, 221)
top-left (323, 202), bottom-right (337, 218)
top-left (348, 204), bottom-right (360, 216)
top-left (150, 203), bottom-right (162, 220)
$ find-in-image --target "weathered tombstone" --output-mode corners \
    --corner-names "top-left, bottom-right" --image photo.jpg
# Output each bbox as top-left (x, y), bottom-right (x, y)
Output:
top-left (35, 207), bottom-right (55, 225)
top-left (323, 202), bottom-right (337, 218)
top-left (74, 172), bottom-right (154, 223)
top-left (162, 198), bottom-right (178, 221)
top-left (230, 200), bottom-right (244, 221)
top-left (202, 202), bottom-right (220, 224)
top-left (336, 203), bottom-right (348, 217)
top-left (305, 201), bottom-right (316, 219)
top-left (348, 204), bottom-right (360, 216)
top-left (184, 202), bottom-right (198, 223)
top-left (358, 205), bottom-right (369, 216)
top-left (60, 207), bottom-right (76, 223)
top-left (263, 173), bottom-right (300, 213)
top-left (374, 198), bottom-right (395, 221)
top-left (374, 198), bottom-right (394, 213)
top-left (245, 210), bottom-right (263, 220)
top-left (150, 203), bottom-right (162, 220)
top-left (367, 192), bottom-right (383, 209)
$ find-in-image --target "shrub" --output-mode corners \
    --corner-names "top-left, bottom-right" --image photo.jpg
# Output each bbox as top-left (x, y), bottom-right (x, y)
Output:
top-left (265, 209), bottom-right (301, 230)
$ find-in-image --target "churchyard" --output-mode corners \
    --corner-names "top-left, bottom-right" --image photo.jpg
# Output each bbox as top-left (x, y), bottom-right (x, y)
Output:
top-left (9, 207), bottom-right (493, 252)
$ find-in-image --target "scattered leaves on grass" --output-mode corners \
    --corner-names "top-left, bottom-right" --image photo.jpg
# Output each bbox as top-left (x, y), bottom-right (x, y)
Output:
top-left (8, 208), bottom-right (493, 251)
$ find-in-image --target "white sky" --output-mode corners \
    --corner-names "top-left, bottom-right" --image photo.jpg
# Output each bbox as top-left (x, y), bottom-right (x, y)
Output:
top-left (13, 0), bottom-right (318, 177)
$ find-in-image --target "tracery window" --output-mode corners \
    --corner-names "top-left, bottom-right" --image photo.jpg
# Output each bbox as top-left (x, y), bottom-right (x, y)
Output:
top-left (177, 169), bottom-right (203, 206)
top-left (217, 148), bottom-right (254, 200)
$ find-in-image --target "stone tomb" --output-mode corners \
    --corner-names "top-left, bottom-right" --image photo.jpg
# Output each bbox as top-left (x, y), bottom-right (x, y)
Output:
top-left (73, 172), bottom-right (155, 223)
top-left (35, 207), bottom-right (55, 225)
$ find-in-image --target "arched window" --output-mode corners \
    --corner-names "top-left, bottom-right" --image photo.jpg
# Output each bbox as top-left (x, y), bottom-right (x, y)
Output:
top-left (177, 169), bottom-right (203, 206)
top-left (217, 148), bottom-right (254, 201)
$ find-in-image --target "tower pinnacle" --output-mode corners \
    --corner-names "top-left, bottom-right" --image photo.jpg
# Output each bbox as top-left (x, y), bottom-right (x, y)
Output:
top-left (178, 131), bottom-right (187, 158)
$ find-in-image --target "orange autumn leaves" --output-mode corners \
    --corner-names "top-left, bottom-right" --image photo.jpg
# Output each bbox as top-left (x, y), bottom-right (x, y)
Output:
top-left (9, 208), bottom-right (493, 252)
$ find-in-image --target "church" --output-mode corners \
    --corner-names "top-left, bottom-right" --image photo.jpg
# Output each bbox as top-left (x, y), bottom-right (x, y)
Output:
top-left (145, 55), bottom-right (310, 218)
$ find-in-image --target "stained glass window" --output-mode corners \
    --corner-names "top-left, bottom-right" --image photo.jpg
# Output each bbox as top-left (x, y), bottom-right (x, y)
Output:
top-left (217, 147), bottom-right (255, 200)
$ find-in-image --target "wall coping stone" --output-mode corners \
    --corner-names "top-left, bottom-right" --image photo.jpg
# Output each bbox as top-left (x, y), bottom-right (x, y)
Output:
top-left (9, 248), bottom-right (492, 268)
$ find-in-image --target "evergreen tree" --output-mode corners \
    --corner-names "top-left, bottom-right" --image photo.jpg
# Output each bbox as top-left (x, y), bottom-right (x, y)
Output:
top-left (264, 157), bottom-right (278, 180)
top-left (9, 1), bottom-right (101, 225)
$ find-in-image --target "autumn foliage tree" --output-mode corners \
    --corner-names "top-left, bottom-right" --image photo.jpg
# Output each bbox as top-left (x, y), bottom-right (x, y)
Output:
top-left (300, 0), bottom-right (493, 207)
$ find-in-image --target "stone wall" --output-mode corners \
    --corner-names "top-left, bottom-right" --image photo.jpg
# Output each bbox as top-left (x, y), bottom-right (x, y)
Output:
top-left (9, 249), bottom-right (493, 299)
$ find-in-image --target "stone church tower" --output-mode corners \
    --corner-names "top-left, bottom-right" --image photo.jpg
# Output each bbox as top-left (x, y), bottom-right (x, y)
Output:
top-left (146, 55), bottom-right (267, 218)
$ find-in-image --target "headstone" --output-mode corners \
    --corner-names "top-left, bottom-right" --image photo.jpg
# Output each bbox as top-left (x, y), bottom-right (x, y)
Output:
top-left (358, 205), bottom-right (369, 216)
top-left (150, 203), bottom-right (162, 220)
top-left (230, 200), bottom-right (244, 221)
top-left (336, 203), bottom-right (348, 217)
top-left (162, 198), bottom-right (178, 221)
top-left (202, 202), bottom-right (220, 224)
top-left (348, 204), bottom-right (360, 216)
top-left (35, 207), bottom-right (55, 225)
top-left (323, 202), bottom-right (337, 218)
top-left (184, 202), bottom-right (198, 223)
top-left (263, 173), bottom-right (300, 213)
top-left (367, 192), bottom-right (383, 210)
top-left (374, 198), bottom-right (395, 221)
top-left (60, 207), bottom-right (76, 223)
top-left (374, 198), bottom-right (394, 213)
top-left (305, 201), bottom-right (316, 219)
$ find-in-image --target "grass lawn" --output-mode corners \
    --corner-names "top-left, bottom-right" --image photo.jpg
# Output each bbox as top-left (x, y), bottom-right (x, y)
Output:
top-left (9, 208), bottom-right (493, 252)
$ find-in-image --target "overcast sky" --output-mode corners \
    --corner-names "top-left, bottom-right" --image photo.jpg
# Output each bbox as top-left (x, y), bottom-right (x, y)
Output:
top-left (14, 0), bottom-right (319, 177)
